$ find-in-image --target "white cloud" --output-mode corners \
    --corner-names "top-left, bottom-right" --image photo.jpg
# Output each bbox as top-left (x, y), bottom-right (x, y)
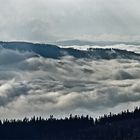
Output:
top-left (0, 47), bottom-right (140, 119)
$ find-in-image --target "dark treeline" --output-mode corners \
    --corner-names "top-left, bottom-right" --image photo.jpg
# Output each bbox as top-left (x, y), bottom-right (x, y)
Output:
top-left (0, 107), bottom-right (140, 140)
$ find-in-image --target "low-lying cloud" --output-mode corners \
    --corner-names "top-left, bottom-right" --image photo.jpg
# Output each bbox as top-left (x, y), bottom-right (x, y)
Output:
top-left (0, 47), bottom-right (140, 119)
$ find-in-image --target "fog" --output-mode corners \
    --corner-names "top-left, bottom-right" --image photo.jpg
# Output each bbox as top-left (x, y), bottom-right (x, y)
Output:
top-left (0, 47), bottom-right (140, 119)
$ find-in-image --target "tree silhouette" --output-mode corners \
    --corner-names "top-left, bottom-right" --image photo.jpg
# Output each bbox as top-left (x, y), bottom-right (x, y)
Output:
top-left (0, 107), bottom-right (140, 139)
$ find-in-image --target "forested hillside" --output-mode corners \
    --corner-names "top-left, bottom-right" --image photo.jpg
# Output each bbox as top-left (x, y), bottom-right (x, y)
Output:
top-left (0, 41), bottom-right (140, 60)
top-left (0, 107), bottom-right (140, 140)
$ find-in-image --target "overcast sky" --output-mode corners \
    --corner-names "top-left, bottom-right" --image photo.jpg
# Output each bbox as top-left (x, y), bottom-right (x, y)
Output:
top-left (0, 0), bottom-right (140, 42)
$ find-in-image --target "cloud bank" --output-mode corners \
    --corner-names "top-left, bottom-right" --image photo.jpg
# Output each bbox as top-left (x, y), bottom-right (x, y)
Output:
top-left (60, 44), bottom-right (140, 54)
top-left (0, 47), bottom-right (140, 119)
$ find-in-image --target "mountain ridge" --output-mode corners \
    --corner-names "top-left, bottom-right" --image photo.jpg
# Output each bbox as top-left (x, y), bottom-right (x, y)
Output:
top-left (0, 41), bottom-right (140, 60)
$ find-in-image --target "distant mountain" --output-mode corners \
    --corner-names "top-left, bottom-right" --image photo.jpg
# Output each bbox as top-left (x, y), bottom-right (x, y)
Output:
top-left (54, 40), bottom-right (140, 46)
top-left (0, 41), bottom-right (140, 60)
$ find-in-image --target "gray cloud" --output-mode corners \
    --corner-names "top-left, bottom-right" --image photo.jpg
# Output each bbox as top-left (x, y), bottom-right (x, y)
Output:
top-left (0, 47), bottom-right (140, 119)
top-left (0, 0), bottom-right (140, 42)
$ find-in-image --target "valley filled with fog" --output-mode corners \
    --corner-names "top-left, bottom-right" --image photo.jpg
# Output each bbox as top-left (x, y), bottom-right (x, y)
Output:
top-left (0, 43), bottom-right (139, 119)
